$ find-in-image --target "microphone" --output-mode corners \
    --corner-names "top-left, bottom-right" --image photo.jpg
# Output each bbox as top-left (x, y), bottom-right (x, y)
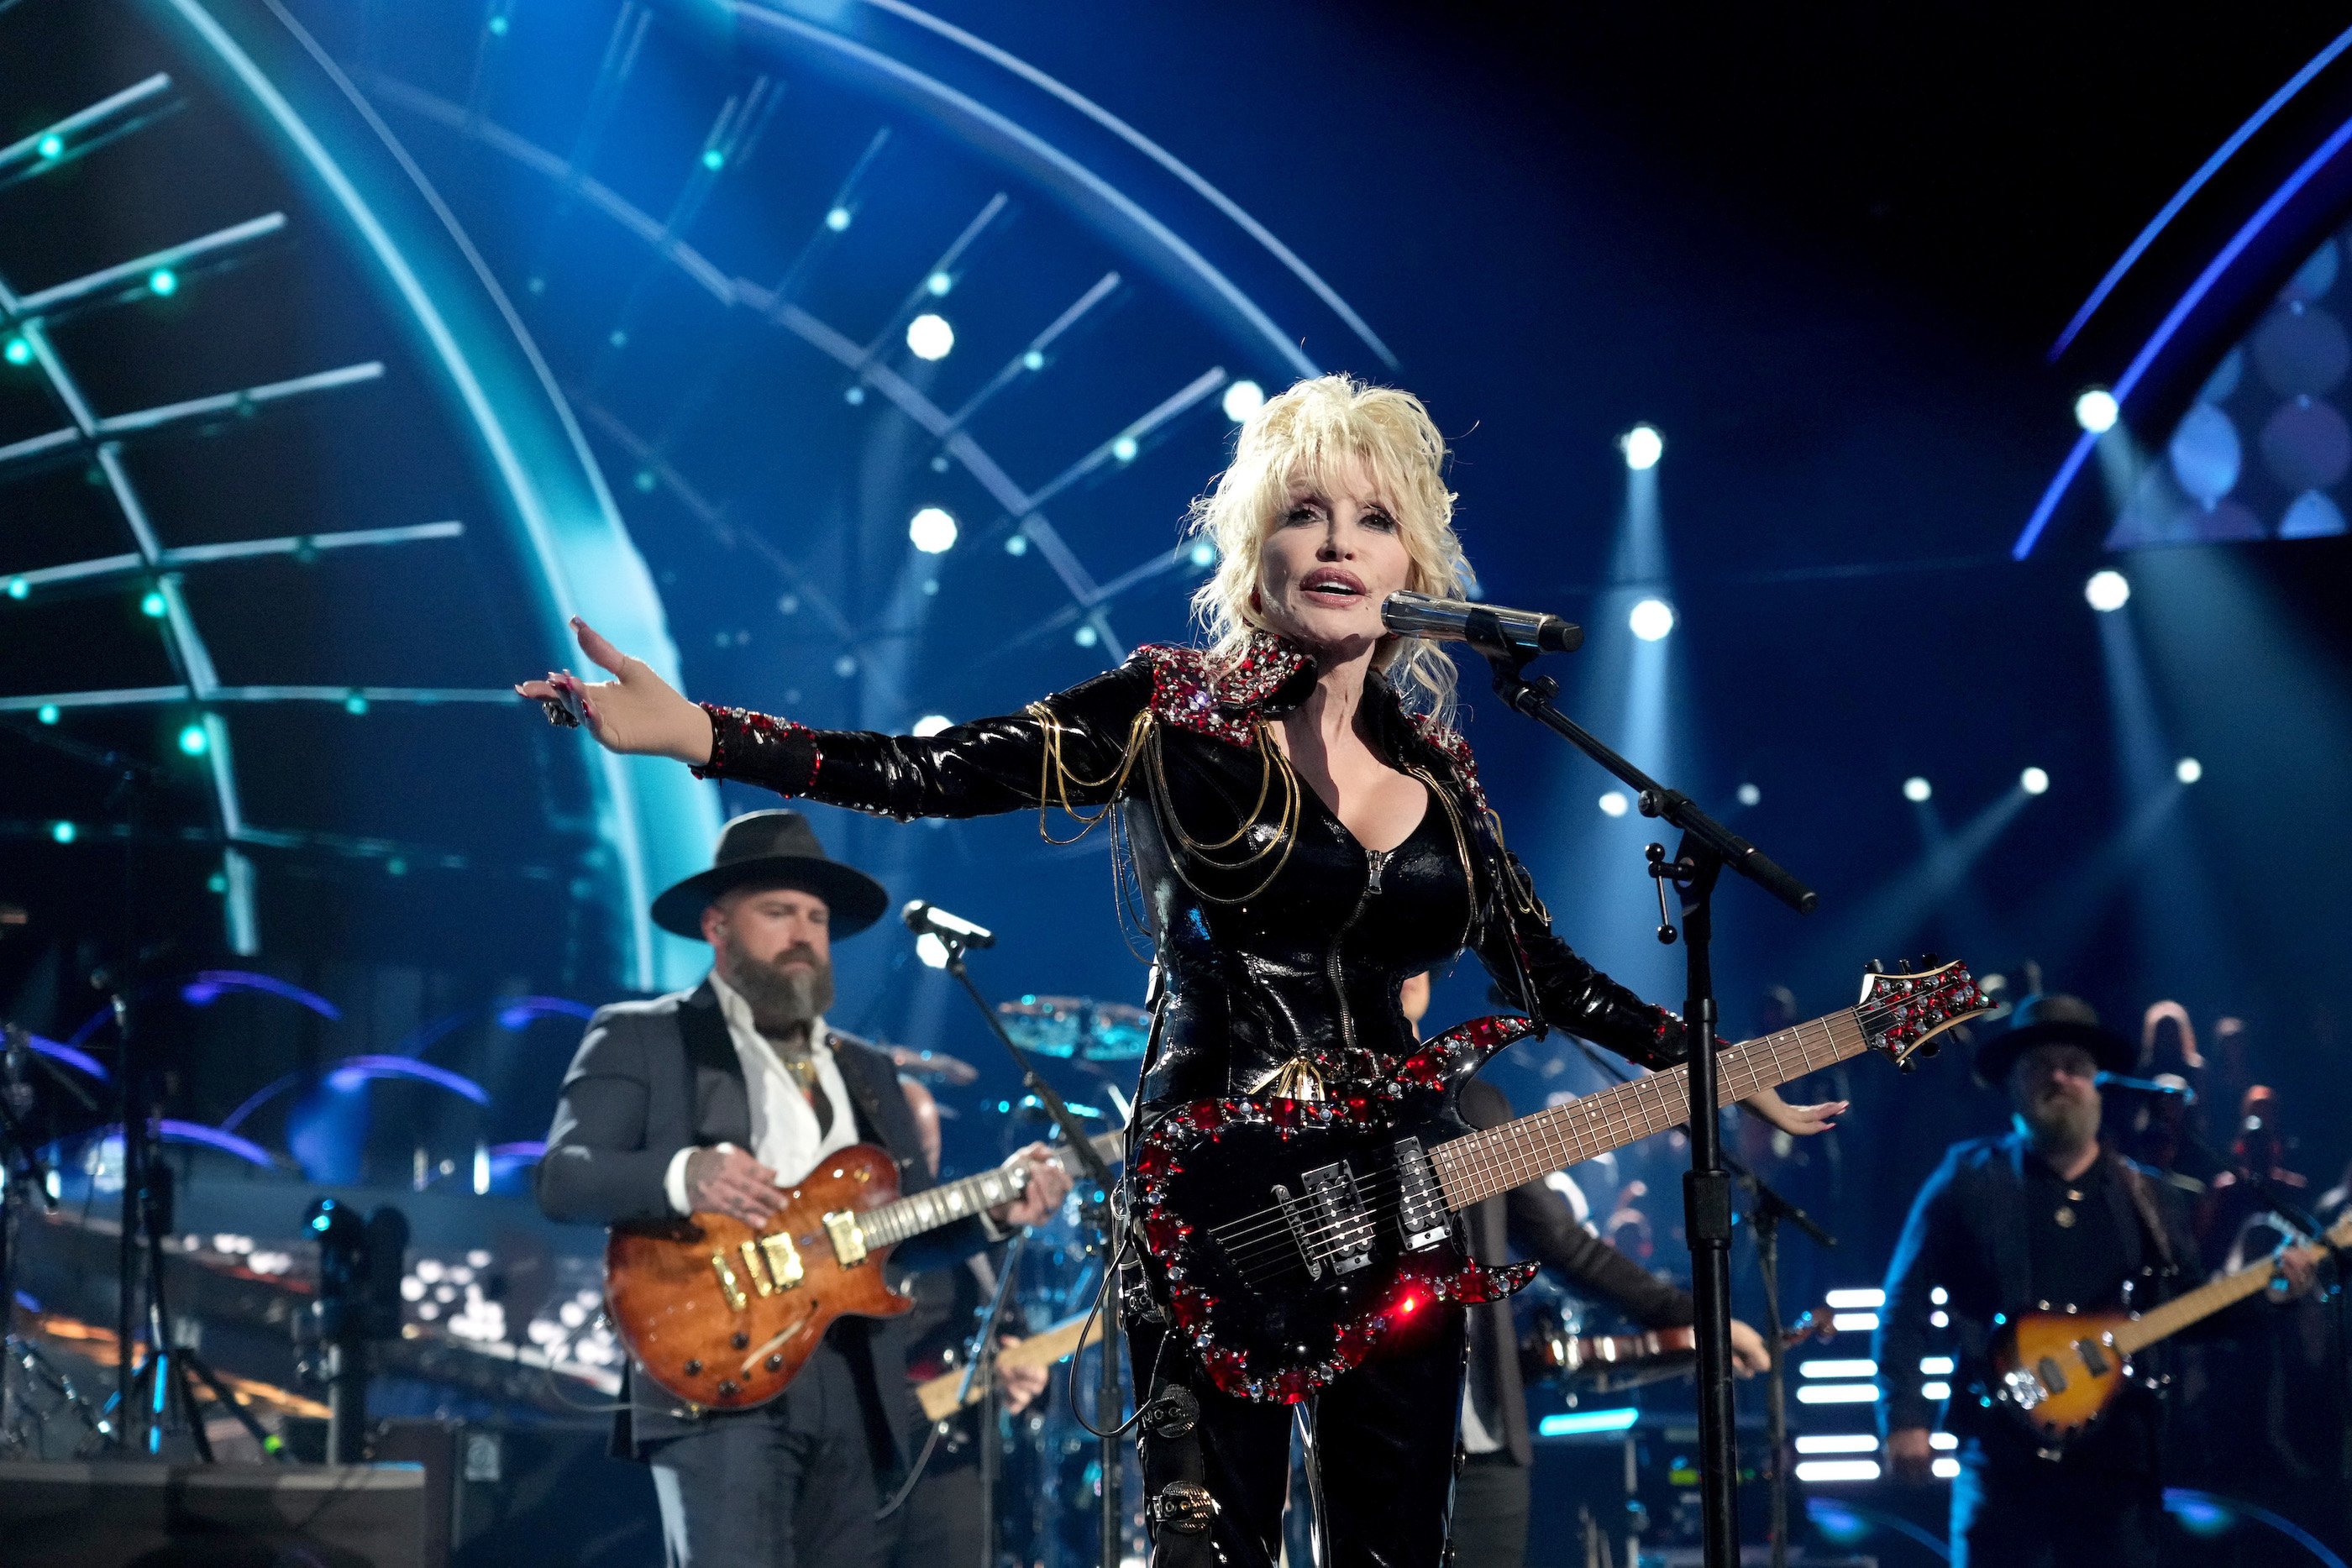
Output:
top-left (1382, 591), bottom-right (1583, 657)
top-left (902, 900), bottom-right (996, 950)
top-left (2095, 1071), bottom-right (2196, 1104)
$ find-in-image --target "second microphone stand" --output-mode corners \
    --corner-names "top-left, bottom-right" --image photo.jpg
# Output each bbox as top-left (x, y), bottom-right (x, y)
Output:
top-left (931, 936), bottom-right (1126, 1568)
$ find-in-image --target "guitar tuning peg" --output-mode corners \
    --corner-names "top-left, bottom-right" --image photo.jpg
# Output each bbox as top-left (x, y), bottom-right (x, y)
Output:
top-left (1863, 959), bottom-right (1885, 976)
top-left (1921, 952), bottom-right (1943, 968)
top-left (1896, 957), bottom-right (1914, 973)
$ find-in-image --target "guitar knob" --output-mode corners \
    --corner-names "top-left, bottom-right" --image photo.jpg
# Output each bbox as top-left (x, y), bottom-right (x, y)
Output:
top-left (732, 1331), bottom-right (750, 1350)
top-left (684, 1360), bottom-right (702, 1377)
top-left (717, 1379), bottom-right (739, 1398)
top-left (767, 1354), bottom-right (785, 1371)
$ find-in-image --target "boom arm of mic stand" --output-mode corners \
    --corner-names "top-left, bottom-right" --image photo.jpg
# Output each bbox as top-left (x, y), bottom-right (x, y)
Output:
top-left (938, 947), bottom-right (1117, 1193)
top-left (1482, 652), bottom-right (1819, 915)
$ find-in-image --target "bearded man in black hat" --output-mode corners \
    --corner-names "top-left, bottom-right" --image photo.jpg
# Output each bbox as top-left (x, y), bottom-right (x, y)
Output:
top-left (538, 810), bottom-right (1073, 1568)
top-left (1875, 994), bottom-right (2315, 1568)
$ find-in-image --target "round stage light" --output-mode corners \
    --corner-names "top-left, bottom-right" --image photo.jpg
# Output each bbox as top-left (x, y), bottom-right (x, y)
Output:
top-left (1621, 424), bottom-right (1663, 470)
top-left (1074, 624), bottom-right (1100, 648)
top-left (343, 692), bottom-right (370, 715)
top-left (700, 148), bottom-right (724, 171)
top-left (178, 722), bottom-right (209, 757)
top-left (6, 576), bottom-right (26, 598)
top-left (2020, 767), bottom-right (2050, 796)
top-left (1628, 597), bottom-right (1675, 642)
top-left (1599, 790), bottom-right (1630, 818)
top-left (1736, 783), bottom-right (1761, 807)
top-left (825, 206), bottom-right (853, 232)
top-left (1222, 380), bottom-right (1265, 422)
top-left (1189, 538), bottom-right (1217, 569)
top-left (1004, 532), bottom-right (1029, 556)
top-left (36, 704), bottom-right (59, 725)
top-left (3, 338), bottom-right (29, 366)
top-left (911, 714), bottom-right (952, 737)
top-left (2074, 388), bottom-right (2119, 434)
top-left (1022, 349), bottom-right (1045, 371)
top-left (1903, 776), bottom-right (1932, 803)
top-left (139, 590), bottom-right (167, 618)
top-left (908, 506), bottom-right (958, 553)
top-left (925, 271), bottom-right (953, 297)
top-left (1112, 435), bottom-right (1139, 463)
top-left (833, 653), bottom-right (858, 679)
top-left (906, 313), bottom-right (954, 361)
top-left (2176, 757), bottom-right (2203, 784)
top-left (36, 134), bottom-right (62, 160)
top-left (2084, 569), bottom-right (2130, 611)
top-left (148, 267), bottom-right (179, 298)
top-left (50, 821), bottom-right (75, 844)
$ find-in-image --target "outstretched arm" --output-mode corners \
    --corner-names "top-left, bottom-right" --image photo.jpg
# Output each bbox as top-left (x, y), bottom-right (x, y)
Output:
top-left (519, 618), bottom-right (1152, 821)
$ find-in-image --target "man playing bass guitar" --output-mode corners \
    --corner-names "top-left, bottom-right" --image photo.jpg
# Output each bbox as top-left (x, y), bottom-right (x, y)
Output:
top-left (1877, 994), bottom-right (2318, 1568)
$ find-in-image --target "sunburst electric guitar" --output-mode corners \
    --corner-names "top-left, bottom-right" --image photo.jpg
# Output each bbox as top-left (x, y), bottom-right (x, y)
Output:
top-left (1131, 958), bottom-right (1988, 1405)
top-left (606, 1130), bottom-right (1123, 1410)
top-left (1991, 1209), bottom-right (2351, 1447)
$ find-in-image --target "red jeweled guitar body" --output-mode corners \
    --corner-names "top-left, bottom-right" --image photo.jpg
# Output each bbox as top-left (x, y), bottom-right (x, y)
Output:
top-left (1131, 959), bottom-right (1987, 1404)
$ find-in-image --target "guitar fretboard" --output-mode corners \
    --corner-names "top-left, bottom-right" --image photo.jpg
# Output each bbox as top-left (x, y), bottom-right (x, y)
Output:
top-left (2110, 1215), bottom-right (2350, 1355)
top-left (1429, 1010), bottom-right (1867, 1212)
top-left (859, 1130), bottom-right (1124, 1248)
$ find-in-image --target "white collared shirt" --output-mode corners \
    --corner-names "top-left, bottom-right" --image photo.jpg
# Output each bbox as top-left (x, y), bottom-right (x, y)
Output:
top-left (662, 971), bottom-right (860, 1214)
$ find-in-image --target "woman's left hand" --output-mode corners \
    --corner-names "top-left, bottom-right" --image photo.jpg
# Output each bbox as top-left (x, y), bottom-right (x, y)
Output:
top-left (1741, 1087), bottom-right (1846, 1136)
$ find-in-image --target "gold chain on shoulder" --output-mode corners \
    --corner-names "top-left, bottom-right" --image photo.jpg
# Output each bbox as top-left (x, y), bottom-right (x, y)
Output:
top-left (1142, 721), bottom-right (1301, 905)
top-left (1027, 703), bottom-right (1153, 846)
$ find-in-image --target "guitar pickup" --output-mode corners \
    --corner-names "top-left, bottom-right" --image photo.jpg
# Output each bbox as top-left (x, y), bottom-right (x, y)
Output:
top-left (2075, 1339), bottom-right (2108, 1377)
top-left (2034, 1356), bottom-right (2069, 1395)
top-left (1393, 1139), bottom-right (1449, 1251)
top-left (1302, 1162), bottom-right (1374, 1277)
top-left (823, 1211), bottom-right (869, 1267)
top-left (760, 1231), bottom-right (805, 1291)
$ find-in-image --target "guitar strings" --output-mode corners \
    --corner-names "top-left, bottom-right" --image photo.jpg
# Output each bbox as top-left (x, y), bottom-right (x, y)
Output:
top-left (1191, 989), bottom-right (1950, 1256)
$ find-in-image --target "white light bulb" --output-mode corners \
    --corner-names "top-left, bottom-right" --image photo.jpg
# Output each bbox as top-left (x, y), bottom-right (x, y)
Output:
top-left (906, 312), bottom-right (954, 361)
top-left (1628, 598), bottom-right (1675, 642)
top-left (1599, 790), bottom-right (1630, 818)
top-left (2074, 388), bottom-right (2118, 433)
top-left (1622, 424), bottom-right (1663, 470)
top-left (1903, 776), bottom-right (1932, 803)
top-left (908, 506), bottom-right (958, 553)
top-left (2175, 757), bottom-right (2202, 784)
top-left (2020, 767), bottom-right (2050, 796)
top-left (2084, 569), bottom-right (2130, 612)
top-left (1221, 380), bottom-right (1265, 422)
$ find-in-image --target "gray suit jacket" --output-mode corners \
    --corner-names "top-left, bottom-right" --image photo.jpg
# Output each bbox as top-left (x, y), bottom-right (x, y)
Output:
top-left (538, 978), bottom-right (989, 1465)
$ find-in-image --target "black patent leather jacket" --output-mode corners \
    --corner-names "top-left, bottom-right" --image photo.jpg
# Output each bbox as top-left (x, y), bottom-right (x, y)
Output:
top-left (694, 632), bottom-right (1685, 1126)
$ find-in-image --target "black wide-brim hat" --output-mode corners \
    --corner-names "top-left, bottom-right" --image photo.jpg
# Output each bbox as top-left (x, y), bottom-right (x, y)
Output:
top-left (1972, 992), bottom-right (2135, 1087)
top-left (650, 810), bottom-right (889, 939)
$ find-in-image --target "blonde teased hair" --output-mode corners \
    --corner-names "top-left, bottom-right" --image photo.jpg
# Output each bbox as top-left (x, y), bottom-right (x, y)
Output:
top-left (1184, 375), bottom-right (1473, 724)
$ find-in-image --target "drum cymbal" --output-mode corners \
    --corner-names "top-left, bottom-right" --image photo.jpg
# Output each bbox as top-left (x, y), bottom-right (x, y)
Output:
top-left (995, 995), bottom-right (1153, 1061)
top-left (883, 1041), bottom-right (978, 1085)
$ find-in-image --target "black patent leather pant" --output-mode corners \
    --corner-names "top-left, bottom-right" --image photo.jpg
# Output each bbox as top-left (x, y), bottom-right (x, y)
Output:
top-left (1130, 1308), bottom-right (1467, 1568)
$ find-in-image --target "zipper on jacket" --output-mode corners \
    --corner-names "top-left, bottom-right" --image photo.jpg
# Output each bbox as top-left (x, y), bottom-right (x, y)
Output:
top-left (1327, 847), bottom-right (1389, 1055)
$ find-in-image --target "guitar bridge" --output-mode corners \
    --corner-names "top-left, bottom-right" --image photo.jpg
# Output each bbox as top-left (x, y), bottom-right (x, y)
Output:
top-left (709, 1252), bottom-right (748, 1312)
top-left (2000, 1366), bottom-right (2048, 1409)
top-left (1270, 1185), bottom-right (1321, 1281)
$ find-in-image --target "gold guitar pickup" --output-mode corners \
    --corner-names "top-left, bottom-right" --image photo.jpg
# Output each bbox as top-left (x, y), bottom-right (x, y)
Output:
top-left (760, 1231), bottom-right (805, 1290)
top-left (822, 1211), bottom-right (868, 1266)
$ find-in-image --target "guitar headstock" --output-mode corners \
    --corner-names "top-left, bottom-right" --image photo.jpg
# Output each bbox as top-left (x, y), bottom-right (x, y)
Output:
top-left (1857, 956), bottom-right (1991, 1071)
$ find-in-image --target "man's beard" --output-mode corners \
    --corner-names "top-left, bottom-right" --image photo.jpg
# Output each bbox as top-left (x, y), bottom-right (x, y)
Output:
top-left (2019, 1088), bottom-right (2099, 1151)
top-left (723, 931), bottom-right (835, 1038)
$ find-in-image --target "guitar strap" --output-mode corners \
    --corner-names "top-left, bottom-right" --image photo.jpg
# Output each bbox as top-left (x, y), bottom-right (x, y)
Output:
top-left (2113, 1153), bottom-right (2177, 1276)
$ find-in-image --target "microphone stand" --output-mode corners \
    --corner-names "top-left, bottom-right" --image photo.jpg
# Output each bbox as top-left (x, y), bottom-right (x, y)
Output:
top-left (1732, 1157), bottom-right (1837, 1568)
top-left (1479, 643), bottom-right (1815, 1568)
top-left (929, 936), bottom-right (1126, 1568)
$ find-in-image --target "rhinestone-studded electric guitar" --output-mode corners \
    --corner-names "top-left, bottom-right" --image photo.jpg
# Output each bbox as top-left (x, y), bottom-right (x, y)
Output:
top-left (1131, 958), bottom-right (1987, 1404)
